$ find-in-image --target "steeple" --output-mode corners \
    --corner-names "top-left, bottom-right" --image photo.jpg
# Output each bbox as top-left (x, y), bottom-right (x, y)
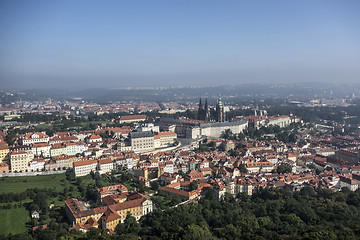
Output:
top-left (217, 95), bottom-right (223, 105)
top-left (198, 97), bottom-right (205, 120)
top-left (204, 98), bottom-right (209, 120)
top-left (216, 95), bottom-right (224, 122)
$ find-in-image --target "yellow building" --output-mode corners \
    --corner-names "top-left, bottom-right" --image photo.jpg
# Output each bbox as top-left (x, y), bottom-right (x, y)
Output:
top-left (10, 151), bottom-right (33, 172)
top-left (157, 131), bottom-right (177, 147)
top-left (65, 191), bottom-right (153, 231)
top-left (0, 145), bottom-right (10, 163)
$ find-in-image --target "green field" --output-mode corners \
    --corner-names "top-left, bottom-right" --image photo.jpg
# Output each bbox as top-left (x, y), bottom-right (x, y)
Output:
top-left (0, 174), bottom-right (72, 194)
top-left (0, 173), bottom-right (115, 235)
top-left (0, 207), bottom-right (30, 235)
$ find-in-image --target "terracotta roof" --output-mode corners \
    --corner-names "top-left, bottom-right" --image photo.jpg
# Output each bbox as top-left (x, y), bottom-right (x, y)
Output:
top-left (73, 160), bottom-right (97, 167)
top-left (246, 161), bottom-right (274, 168)
top-left (101, 207), bottom-right (121, 223)
top-left (51, 143), bottom-right (65, 149)
top-left (157, 131), bottom-right (177, 136)
top-left (111, 198), bottom-right (144, 211)
top-left (119, 115), bottom-right (147, 121)
top-left (89, 135), bottom-right (102, 139)
top-left (0, 163), bottom-right (9, 167)
top-left (11, 151), bottom-right (27, 155)
top-left (99, 158), bottom-right (113, 165)
top-left (23, 132), bottom-right (49, 140)
top-left (32, 143), bottom-right (50, 148)
top-left (0, 145), bottom-right (9, 150)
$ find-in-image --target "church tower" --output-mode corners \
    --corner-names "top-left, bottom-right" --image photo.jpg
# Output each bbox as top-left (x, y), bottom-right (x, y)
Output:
top-left (204, 98), bottom-right (209, 121)
top-left (216, 96), bottom-right (224, 122)
top-left (197, 98), bottom-right (205, 120)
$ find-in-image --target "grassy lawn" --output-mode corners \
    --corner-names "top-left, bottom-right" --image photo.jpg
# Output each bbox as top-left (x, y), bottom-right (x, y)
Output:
top-left (0, 172), bottom-right (116, 235)
top-left (0, 174), bottom-right (72, 194)
top-left (0, 207), bottom-right (30, 235)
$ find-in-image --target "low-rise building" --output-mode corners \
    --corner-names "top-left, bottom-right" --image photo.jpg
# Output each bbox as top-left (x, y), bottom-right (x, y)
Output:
top-left (54, 155), bottom-right (70, 170)
top-left (156, 131), bottom-right (177, 147)
top-left (119, 115), bottom-right (147, 124)
top-left (64, 191), bottom-right (153, 231)
top-left (245, 161), bottom-right (274, 173)
top-left (88, 135), bottom-right (103, 143)
top-left (28, 158), bottom-right (45, 171)
top-left (73, 160), bottom-right (97, 177)
top-left (21, 132), bottom-right (49, 145)
top-left (98, 158), bottom-right (114, 174)
top-left (0, 162), bottom-right (10, 173)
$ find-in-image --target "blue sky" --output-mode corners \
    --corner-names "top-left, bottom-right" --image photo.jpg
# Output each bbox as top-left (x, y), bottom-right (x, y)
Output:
top-left (1, 0), bottom-right (360, 89)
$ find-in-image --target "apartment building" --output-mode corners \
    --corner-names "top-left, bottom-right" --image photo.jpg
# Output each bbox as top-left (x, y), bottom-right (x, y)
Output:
top-left (10, 151), bottom-right (34, 172)
top-left (50, 143), bottom-right (66, 157)
top-left (98, 158), bottom-right (114, 174)
top-left (0, 145), bottom-right (9, 162)
top-left (31, 142), bottom-right (51, 158)
top-left (73, 160), bottom-right (97, 177)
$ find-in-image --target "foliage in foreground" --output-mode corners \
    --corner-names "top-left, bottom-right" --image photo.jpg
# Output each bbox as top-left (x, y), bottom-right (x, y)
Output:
top-left (2, 187), bottom-right (360, 240)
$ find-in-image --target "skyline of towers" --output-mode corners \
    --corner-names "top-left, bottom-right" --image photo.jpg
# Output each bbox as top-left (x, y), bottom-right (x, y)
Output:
top-left (197, 96), bottom-right (224, 122)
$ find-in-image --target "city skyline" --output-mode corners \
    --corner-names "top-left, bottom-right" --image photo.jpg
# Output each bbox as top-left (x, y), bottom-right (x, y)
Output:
top-left (1, 0), bottom-right (360, 89)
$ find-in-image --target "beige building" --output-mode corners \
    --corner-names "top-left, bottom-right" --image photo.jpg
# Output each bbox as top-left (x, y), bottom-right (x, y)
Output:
top-left (130, 131), bottom-right (155, 153)
top-left (73, 160), bottom-right (97, 177)
top-left (0, 145), bottom-right (10, 163)
top-left (156, 131), bottom-right (177, 147)
top-left (118, 115), bottom-right (147, 124)
top-left (4, 114), bottom-right (21, 121)
top-left (245, 161), bottom-right (274, 173)
top-left (10, 151), bottom-right (34, 172)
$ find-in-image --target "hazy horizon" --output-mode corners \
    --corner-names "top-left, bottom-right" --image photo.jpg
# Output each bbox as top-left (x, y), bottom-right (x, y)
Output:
top-left (1, 0), bottom-right (360, 90)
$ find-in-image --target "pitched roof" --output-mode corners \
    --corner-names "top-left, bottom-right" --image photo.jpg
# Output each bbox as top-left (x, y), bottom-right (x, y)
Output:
top-left (119, 115), bottom-right (147, 121)
top-left (73, 160), bottom-right (97, 167)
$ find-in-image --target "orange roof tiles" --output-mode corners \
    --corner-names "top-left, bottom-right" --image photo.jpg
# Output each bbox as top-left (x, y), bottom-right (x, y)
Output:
top-left (119, 115), bottom-right (147, 121)
top-left (73, 160), bottom-right (97, 167)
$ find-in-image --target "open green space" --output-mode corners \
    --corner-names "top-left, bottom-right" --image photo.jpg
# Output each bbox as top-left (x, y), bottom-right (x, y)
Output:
top-left (0, 207), bottom-right (30, 235)
top-left (0, 174), bottom-right (72, 194)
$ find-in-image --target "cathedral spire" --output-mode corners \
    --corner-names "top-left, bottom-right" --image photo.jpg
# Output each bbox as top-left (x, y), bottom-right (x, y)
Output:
top-left (216, 95), bottom-right (224, 122)
top-left (198, 97), bottom-right (205, 120)
top-left (204, 98), bottom-right (209, 121)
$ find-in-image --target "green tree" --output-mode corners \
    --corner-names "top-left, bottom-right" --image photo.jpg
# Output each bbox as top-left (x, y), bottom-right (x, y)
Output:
top-left (183, 224), bottom-right (218, 240)
top-left (150, 181), bottom-right (160, 191)
top-left (189, 181), bottom-right (198, 191)
top-left (275, 164), bottom-right (292, 173)
top-left (115, 212), bottom-right (141, 235)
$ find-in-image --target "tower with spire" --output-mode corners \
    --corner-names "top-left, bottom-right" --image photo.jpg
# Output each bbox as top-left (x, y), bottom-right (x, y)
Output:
top-left (216, 95), bottom-right (224, 122)
top-left (197, 97), bottom-right (210, 121)
top-left (204, 98), bottom-right (209, 121)
top-left (197, 98), bottom-right (205, 120)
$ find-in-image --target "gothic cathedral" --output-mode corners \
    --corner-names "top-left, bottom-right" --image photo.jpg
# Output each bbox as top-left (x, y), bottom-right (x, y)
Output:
top-left (197, 96), bottom-right (224, 122)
